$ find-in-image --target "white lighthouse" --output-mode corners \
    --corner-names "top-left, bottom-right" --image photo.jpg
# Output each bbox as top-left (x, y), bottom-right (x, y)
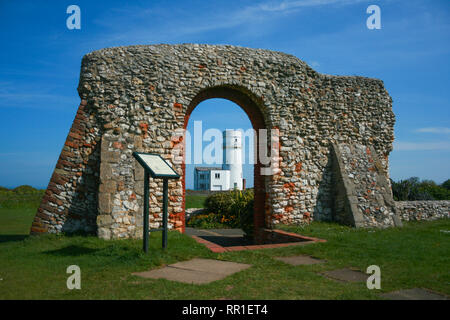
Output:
top-left (222, 130), bottom-right (243, 190)
top-left (193, 129), bottom-right (244, 191)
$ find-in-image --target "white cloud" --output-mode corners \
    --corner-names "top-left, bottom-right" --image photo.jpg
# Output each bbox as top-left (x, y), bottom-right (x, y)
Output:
top-left (416, 127), bottom-right (450, 134)
top-left (0, 92), bottom-right (76, 109)
top-left (89, 0), bottom-right (372, 46)
top-left (258, 0), bottom-right (367, 12)
top-left (0, 81), bottom-right (77, 109)
top-left (394, 141), bottom-right (450, 151)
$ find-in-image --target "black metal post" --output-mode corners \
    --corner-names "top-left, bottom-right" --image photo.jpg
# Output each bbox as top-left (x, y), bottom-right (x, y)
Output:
top-left (143, 171), bottom-right (150, 253)
top-left (162, 178), bottom-right (169, 249)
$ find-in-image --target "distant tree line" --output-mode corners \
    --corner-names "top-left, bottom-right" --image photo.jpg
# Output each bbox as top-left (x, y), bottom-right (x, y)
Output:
top-left (0, 185), bottom-right (45, 209)
top-left (390, 177), bottom-right (450, 201)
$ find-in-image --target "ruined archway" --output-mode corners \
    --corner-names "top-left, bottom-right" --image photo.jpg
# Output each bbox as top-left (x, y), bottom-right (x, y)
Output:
top-left (30, 44), bottom-right (401, 239)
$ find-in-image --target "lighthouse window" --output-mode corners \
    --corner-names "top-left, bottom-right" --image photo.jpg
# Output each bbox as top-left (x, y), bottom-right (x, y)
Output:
top-left (215, 173), bottom-right (220, 179)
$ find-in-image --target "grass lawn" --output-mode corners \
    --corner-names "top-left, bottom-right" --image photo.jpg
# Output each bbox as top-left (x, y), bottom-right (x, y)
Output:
top-left (0, 191), bottom-right (449, 299)
top-left (0, 190), bottom-right (43, 235)
top-left (185, 194), bottom-right (208, 209)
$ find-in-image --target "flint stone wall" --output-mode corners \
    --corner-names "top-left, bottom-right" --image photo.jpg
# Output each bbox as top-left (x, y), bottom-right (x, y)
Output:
top-left (331, 143), bottom-right (402, 228)
top-left (31, 44), bottom-right (397, 239)
top-left (396, 201), bottom-right (450, 221)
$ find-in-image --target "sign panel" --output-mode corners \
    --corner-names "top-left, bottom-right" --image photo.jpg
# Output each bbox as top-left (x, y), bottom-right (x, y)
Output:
top-left (133, 152), bottom-right (180, 179)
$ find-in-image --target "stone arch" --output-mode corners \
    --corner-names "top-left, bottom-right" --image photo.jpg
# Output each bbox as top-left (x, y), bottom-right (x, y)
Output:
top-left (30, 44), bottom-right (400, 239)
top-left (182, 85), bottom-right (270, 237)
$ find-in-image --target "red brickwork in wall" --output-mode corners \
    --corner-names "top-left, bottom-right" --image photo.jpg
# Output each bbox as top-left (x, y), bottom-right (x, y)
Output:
top-left (31, 100), bottom-right (101, 234)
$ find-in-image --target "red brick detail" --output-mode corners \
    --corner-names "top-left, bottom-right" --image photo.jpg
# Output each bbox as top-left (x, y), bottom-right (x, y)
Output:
top-left (113, 142), bottom-right (123, 149)
top-left (139, 122), bottom-right (148, 138)
top-left (173, 102), bottom-right (183, 111)
top-left (224, 246), bottom-right (245, 252)
top-left (65, 140), bottom-right (79, 149)
top-left (283, 182), bottom-right (295, 197)
top-left (272, 214), bottom-right (283, 220)
top-left (69, 132), bottom-right (82, 140)
top-left (189, 228), bottom-right (326, 253)
top-left (30, 101), bottom-right (97, 235)
top-left (170, 134), bottom-right (183, 149)
top-left (303, 212), bottom-right (311, 221)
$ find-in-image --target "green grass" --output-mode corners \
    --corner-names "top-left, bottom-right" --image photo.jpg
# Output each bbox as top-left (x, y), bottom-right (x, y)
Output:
top-left (277, 221), bottom-right (450, 296)
top-left (0, 187), bottom-right (43, 235)
top-left (185, 194), bottom-right (208, 209)
top-left (0, 189), bottom-right (449, 299)
top-left (0, 208), bottom-right (36, 235)
top-left (0, 189), bottom-right (44, 209)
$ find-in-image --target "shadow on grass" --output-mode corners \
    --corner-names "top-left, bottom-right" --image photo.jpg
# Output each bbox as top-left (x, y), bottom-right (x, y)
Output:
top-left (0, 234), bottom-right (29, 243)
top-left (43, 245), bottom-right (100, 256)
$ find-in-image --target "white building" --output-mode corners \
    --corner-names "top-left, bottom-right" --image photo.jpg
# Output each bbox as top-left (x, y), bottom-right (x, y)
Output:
top-left (194, 167), bottom-right (230, 191)
top-left (194, 130), bottom-right (244, 191)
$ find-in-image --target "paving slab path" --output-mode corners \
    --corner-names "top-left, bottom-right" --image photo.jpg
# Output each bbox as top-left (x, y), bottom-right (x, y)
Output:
top-left (381, 288), bottom-right (449, 300)
top-left (132, 258), bottom-right (251, 284)
top-left (322, 268), bottom-right (368, 283)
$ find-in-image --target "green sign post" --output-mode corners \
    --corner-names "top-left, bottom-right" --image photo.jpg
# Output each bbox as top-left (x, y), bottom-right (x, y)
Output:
top-left (132, 152), bottom-right (180, 253)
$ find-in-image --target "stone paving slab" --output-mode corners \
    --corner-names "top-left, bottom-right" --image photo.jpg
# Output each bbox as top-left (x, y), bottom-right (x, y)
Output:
top-left (133, 267), bottom-right (224, 284)
top-left (132, 258), bottom-right (251, 284)
top-left (275, 255), bottom-right (325, 266)
top-left (381, 288), bottom-right (448, 300)
top-left (170, 258), bottom-right (251, 275)
top-left (323, 268), bottom-right (368, 282)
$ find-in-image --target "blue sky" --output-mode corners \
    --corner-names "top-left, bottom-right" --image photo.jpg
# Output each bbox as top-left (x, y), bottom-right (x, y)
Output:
top-left (0, 0), bottom-right (449, 189)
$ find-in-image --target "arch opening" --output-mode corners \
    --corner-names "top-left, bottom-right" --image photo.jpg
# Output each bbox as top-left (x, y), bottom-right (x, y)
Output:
top-left (182, 86), bottom-right (268, 242)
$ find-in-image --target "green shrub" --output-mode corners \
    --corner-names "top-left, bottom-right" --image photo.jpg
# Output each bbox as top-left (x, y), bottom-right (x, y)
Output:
top-left (201, 189), bottom-right (255, 238)
top-left (204, 192), bottom-right (234, 216)
top-left (0, 186), bottom-right (45, 209)
top-left (227, 189), bottom-right (254, 238)
top-left (391, 177), bottom-right (450, 201)
top-left (13, 185), bottom-right (38, 194)
top-left (238, 197), bottom-right (254, 240)
top-left (442, 179), bottom-right (450, 191)
top-left (186, 213), bottom-right (228, 229)
top-left (417, 180), bottom-right (450, 200)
